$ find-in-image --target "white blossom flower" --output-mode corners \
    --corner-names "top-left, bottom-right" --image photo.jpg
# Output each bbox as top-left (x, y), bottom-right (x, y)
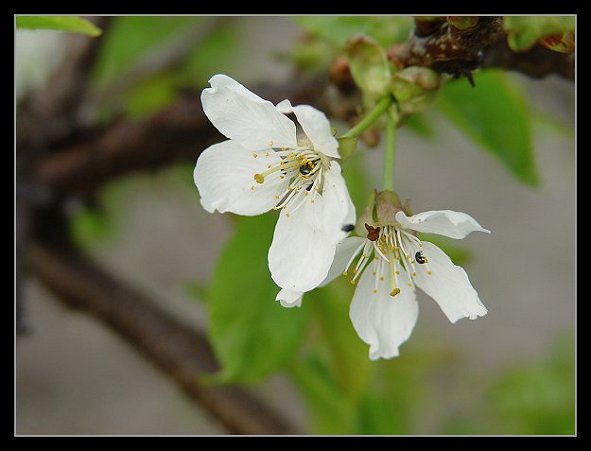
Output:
top-left (194, 74), bottom-right (355, 294)
top-left (324, 194), bottom-right (490, 360)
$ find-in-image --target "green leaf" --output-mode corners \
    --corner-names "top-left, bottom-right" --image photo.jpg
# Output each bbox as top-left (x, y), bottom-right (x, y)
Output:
top-left (91, 16), bottom-right (198, 89)
top-left (207, 214), bottom-right (309, 383)
top-left (90, 17), bottom-right (237, 120)
top-left (295, 16), bottom-right (413, 48)
top-left (289, 355), bottom-right (357, 434)
top-left (503, 16), bottom-right (575, 52)
top-left (403, 113), bottom-right (434, 138)
top-left (436, 70), bottom-right (538, 185)
top-left (16, 16), bottom-right (102, 36)
top-left (69, 204), bottom-right (112, 249)
top-left (487, 335), bottom-right (575, 435)
top-left (340, 150), bottom-right (371, 211)
top-left (306, 279), bottom-right (373, 400)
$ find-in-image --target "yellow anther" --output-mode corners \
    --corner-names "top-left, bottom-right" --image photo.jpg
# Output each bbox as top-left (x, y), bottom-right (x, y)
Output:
top-left (254, 174), bottom-right (265, 184)
top-left (390, 288), bottom-right (400, 297)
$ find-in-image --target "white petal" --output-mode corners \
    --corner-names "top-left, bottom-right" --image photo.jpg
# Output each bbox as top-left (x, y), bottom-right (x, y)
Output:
top-left (395, 210), bottom-right (490, 239)
top-left (201, 74), bottom-right (297, 150)
top-left (275, 289), bottom-right (303, 308)
top-left (268, 162), bottom-right (354, 292)
top-left (277, 99), bottom-right (340, 158)
top-left (350, 260), bottom-right (418, 360)
top-left (194, 140), bottom-right (289, 215)
top-left (269, 202), bottom-right (335, 292)
top-left (320, 236), bottom-right (366, 286)
top-left (413, 241), bottom-right (488, 323)
top-left (321, 161), bottom-right (357, 242)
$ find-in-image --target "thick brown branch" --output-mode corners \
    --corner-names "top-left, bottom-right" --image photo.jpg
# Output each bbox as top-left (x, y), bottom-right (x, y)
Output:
top-left (27, 239), bottom-right (298, 435)
top-left (395, 16), bottom-right (574, 82)
top-left (483, 40), bottom-right (575, 80)
top-left (36, 76), bottom-right (328, 196)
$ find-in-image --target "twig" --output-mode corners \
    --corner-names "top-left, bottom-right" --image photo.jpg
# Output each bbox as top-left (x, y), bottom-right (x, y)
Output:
top-left (27, 239), bottom-right (298, 435)
top-left (483, 40), bottom-right (575, 80)
top-left (394, 16), bottom-right (574, 82)
top-left (35, 75), bottom-right (328, 196)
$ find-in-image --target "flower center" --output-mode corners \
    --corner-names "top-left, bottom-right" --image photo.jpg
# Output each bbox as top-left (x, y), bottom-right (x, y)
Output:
top-left (252, 147), bottom-right (324, 213)
top-left (344, 224), bottom-right (433, 298)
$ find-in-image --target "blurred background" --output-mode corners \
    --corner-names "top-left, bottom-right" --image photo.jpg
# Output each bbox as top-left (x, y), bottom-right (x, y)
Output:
top-left (16, 16), bottom-right (575, 435)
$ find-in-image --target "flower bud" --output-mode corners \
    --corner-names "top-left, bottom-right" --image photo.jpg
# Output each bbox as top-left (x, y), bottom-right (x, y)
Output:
top-left (355, 190), bottom-right (412, 236)
top-left (391, 66), bottom-right (441, 115)
top-left (346, 34), bottom-right (392, 102)
top-left (447, 16), bottom-right (479, 32)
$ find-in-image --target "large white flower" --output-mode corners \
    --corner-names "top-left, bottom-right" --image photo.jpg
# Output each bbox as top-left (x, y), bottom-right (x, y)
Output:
top-left (325, 202), bottom-right (490, 360)
top-left (194, 74), bottom-right (355, 293)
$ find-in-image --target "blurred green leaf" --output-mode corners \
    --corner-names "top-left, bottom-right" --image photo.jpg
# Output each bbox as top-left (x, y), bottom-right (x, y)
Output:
top-left (290, 355), bottom-right (357, 434)
top-left (437, 70), bottom-right (538, 185)
top-left (69, 204), bottom-right (112, 249)
top-left (183, 280), bottom-right (208, 303)
top-left (207, 214), bottom-right (309, 383)
top-left (340, 148), bottom-right (371, 211)
top-left (91, 16), bottom-right (197, 88)
top-left (91, 17), bottom-right (237, 120)
top-left (403, 113), bottom-right (434, 138)
top-left (295, 16), bottom-right (413, 48)
top-left (307, 278), bottom-right (373, 400)
top-left (358, 345), bottom-right (458, 434)
top-left (488, 336), bottom-right (575, 435)
top-left (17, 16), bottom-right (102, 36)
top-left (182, 26), bottom-right (237, 86)
top-left (124, 72), bottom-right (180, 119)
top-left (503, 16), bottom-right (575, 52)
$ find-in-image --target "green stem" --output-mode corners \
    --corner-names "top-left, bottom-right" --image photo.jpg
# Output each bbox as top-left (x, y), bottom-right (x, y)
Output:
top-left (340, 96), bottom-right (393, 139)
top-left (382, 109), bottom-right (397, 191)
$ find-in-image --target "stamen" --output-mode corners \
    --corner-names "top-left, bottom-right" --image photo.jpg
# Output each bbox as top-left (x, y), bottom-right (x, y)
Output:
top-left (343, 240), bottom-right (366, 276)
top-left (388, 249), bottom-right (400, 297)
top-left (254, 159), bottom-right (301, 184)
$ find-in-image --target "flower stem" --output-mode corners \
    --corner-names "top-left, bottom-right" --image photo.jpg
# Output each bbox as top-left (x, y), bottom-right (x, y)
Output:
top-left (340, 96), bottom-right (394, 139)
top-left (382, 109), bottom-right (397, 191)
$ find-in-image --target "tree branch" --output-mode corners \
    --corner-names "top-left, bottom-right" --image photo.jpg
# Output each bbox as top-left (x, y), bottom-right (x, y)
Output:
top-left (35, 75), bottom-right (328, 196)
top-left (26, 239), bottom-right (298, 435)
top-left (483, 40), bottom-right (575, 80)
top-left (394, 16), bottom-right (574, 82)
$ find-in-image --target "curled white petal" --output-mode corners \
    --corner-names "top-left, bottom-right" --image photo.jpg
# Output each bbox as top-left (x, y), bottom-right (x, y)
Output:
top-left (413, 241), bottom-right (488, 323)
top-left (201, 74), bottom-right (297, 150)
top-left (395, 210), bottom-right (490, 239)
top-left (320, 236), bottom-right (365, 287)
top-left (275, 289), bottom-right (303, 308)
top-left (321, 161), bottom-right (357, 242)
top-left (276, 99), bottom-right (340, 158)
top-left (350, 260), bottom-right (418, 360)
top-left (194, 140), bottom-right (288, 215)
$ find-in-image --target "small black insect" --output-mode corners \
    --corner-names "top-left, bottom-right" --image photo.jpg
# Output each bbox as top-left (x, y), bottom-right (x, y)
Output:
top-left (299, 161), bottom-right (315, 175)
top-left (306, 183), bottom-right (314, 192)
top-left (341, 224), bottom-right (355, 232)
top-left (415, 251), bottom-right (428, 264)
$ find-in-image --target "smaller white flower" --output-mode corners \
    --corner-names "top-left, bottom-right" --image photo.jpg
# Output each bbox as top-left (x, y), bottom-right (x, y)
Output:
top-left (194, 75), bottom-right (355, 294)
top-left (324, 194), bottom-right (490, 360)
